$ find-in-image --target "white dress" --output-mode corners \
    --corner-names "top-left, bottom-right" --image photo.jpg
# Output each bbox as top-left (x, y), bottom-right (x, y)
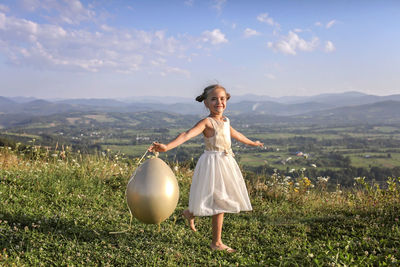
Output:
top-left (188, 117), bottom-right (252, 216)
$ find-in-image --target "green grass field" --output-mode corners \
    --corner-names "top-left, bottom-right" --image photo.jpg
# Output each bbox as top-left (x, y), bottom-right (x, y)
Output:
top-left (1, 146), bottom-right (399, 265)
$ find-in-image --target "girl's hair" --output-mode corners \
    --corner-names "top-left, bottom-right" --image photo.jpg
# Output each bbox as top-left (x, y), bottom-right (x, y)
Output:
top-left (195, 84), bottom-right (231, 102)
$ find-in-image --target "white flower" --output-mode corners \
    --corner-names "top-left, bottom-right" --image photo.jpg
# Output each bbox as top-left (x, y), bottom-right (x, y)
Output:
top-left (317, 176), bottom-right (330, 183)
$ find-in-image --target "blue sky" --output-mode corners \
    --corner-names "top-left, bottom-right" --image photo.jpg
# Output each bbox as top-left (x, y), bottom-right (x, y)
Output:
top-left (0, 0), bottom-right (399, 99)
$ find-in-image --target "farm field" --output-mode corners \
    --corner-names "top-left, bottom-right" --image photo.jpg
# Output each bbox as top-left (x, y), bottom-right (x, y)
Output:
top-left (1, 146), bottom-right (399, 266)
top-left (2, 119), bottom-right (400, 187)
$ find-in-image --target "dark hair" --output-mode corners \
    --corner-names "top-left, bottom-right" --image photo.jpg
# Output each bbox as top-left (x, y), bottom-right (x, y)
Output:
top-left (195, 84), bottom-right (231, 102)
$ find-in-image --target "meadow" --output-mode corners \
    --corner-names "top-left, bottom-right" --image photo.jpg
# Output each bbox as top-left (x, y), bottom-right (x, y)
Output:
top-left (1, 145), bottom-right (399, 266)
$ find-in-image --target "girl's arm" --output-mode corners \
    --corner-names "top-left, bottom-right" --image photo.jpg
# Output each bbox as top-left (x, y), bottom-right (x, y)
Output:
top-left (149, 119), bottom-right (208, 152)
top-left (230, 126), bottom-right (264, 147)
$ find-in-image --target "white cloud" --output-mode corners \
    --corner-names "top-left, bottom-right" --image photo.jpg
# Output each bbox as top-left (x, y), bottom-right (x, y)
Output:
top-left (20, 0), bottom-right (41, 12)
top-left (212, 0), bottom-right (226, 12)
top-left (100, 24), bottom-right (113, 32)
top-left (257, 13), bottom-right (279, 28)
top-left (165, 66), bottom-right (191, 78)
top-left (268, 31), bottom-right (319, 55)
top-left (324, 41), bottom-right (336, 52)
top-left (184, 0), bottom-right (194, 6)
top-left (326, 20), bottom-right (336, 29)
top-left (21, 0), bottom-right (95, 25)
top-left (202, 29), bottom-right (228, 45)
top-left (0, 4), bottom-right (9, 12)
top-left (243, 28), bottom-right (260, 38)
top-left (315, 21), bottom-right (323, 27)
top-left (265, 73), bottom-right (276, 80)
top-left (0, 12), bottom-right (188, 74)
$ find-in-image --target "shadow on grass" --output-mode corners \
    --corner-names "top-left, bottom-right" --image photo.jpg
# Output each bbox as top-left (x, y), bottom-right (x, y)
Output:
top-left (0, 211), bottom-right (103, 246)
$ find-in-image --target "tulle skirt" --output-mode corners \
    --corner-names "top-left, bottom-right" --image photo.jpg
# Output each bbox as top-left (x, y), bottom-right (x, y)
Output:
top-left (188, 151), bottom-right (252, 216)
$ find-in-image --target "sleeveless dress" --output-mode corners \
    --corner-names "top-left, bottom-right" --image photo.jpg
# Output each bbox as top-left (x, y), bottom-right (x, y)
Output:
top-left (188, 117), bottom-right (253, 216)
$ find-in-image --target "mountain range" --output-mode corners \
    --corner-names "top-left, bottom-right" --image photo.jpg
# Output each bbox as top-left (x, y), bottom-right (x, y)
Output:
top-left (1, 91), bottom-right (400, 128)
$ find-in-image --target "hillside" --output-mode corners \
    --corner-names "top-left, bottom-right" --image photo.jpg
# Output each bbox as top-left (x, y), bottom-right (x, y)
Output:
top-left (1, 91), bottom-right (400, 118)
top-left (0, 146), bottom-right (399, 265)
top-left (299, 100), bottom-right (400, 124)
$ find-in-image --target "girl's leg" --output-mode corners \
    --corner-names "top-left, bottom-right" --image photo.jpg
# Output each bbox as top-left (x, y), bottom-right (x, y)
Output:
top-left (210, 213), bottom-right (235, 252)
top-left (183, 209), bottom-right (196, 232)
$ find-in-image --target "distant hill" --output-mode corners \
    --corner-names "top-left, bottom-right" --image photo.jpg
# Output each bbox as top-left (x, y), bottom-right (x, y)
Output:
top-left (57, 98), bottom-right (129, 107)
top-left (0, 92), bottom-right (400, 126)
top-left (9, 96), bottom-right (38, 103)
top-left (0, 96), bottom-right (16, 107)
top-left (297, 100), bottom-right (400, 124)
top-left (1, 100), bottom-right (399, 130)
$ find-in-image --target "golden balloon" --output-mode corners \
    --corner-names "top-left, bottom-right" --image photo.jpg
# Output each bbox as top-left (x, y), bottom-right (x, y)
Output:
top-left (126, 158), bottom-right (179, 224)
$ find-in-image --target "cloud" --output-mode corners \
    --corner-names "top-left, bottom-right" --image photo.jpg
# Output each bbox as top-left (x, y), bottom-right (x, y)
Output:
top-left (257, 13), bottom-right (279, 28)
top-left (0, 4), bottom-right (9, 12)
top-left (21, 0), bottom-right (96, 25)
top-left (243, 28), bottom-right (260, 38)
top-left (264, 73), bottom-right (276, 80)
top-left (165, 66), bottom-right (191, 78)
top-left (326, 20), bottom-right (336, 29)
top-left (324, 41), bottom-right (335, 52)
top-left (20, 0), bottom-right (41, 12)
top-left (202, 29), bottom-right (228, 45)
top-left (268, 31), bottom-right (319, 55)
top-left (315, 21), bottom-right (323, 27)
top-left (0, 11), bottom-right (190, 74)
top-left (184, 0), bottom-right (195, 6)
top-left (212, 0), bottom-right (226, 12)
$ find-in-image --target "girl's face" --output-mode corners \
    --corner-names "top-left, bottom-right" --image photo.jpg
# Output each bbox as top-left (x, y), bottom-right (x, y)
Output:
top-left (205, 88), bottom-right (227, 115)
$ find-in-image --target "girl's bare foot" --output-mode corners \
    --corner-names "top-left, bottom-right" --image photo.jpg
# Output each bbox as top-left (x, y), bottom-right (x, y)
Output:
top-left (182, 209), bottom-right (197, 232)
top-left (210, 243), bottom-right (236, 253)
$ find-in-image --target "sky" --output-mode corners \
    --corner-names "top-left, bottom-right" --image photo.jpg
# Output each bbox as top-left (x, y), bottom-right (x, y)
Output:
top-left (0, 0), bottom-right (399, 99)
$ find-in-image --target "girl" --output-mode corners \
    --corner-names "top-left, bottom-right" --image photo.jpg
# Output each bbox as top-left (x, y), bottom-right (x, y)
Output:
top-left (149, 84), bottom-right (263, 253)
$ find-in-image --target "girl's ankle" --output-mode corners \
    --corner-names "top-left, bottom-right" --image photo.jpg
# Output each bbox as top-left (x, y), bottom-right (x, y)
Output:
top-left (211, 241), bottom-right (223, 247)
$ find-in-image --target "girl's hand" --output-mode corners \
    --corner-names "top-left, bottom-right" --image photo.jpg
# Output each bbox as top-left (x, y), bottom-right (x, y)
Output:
top-left (253, 140), bottom-right (264, 148)
top-left (149, 142), bottom-right (168, 152)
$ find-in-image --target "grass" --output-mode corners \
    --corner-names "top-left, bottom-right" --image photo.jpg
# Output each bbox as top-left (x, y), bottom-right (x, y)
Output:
top-left (1, 146), bottom-right (399, 266)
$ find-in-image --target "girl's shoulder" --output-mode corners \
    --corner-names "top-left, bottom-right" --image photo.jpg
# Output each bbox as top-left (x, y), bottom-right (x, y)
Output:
top-left (196, 117), bottom-right (213, 127)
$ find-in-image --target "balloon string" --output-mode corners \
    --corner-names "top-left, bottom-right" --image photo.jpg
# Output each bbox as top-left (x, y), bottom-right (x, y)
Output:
top-left (109, 143), bottom-right (155, 235)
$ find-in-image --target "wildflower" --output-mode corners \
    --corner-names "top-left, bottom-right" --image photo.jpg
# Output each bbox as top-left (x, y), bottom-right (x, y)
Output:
top-left (308, 253), bottom-right (314, 258)
top-left (289, 168), bottom-right (295, 173)
top-left (310, 164), bottom-right (317, 168)
top-left (300, 167), bottom-right (306, 172)
top-left (317, 176), bottom-right (330, 183)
